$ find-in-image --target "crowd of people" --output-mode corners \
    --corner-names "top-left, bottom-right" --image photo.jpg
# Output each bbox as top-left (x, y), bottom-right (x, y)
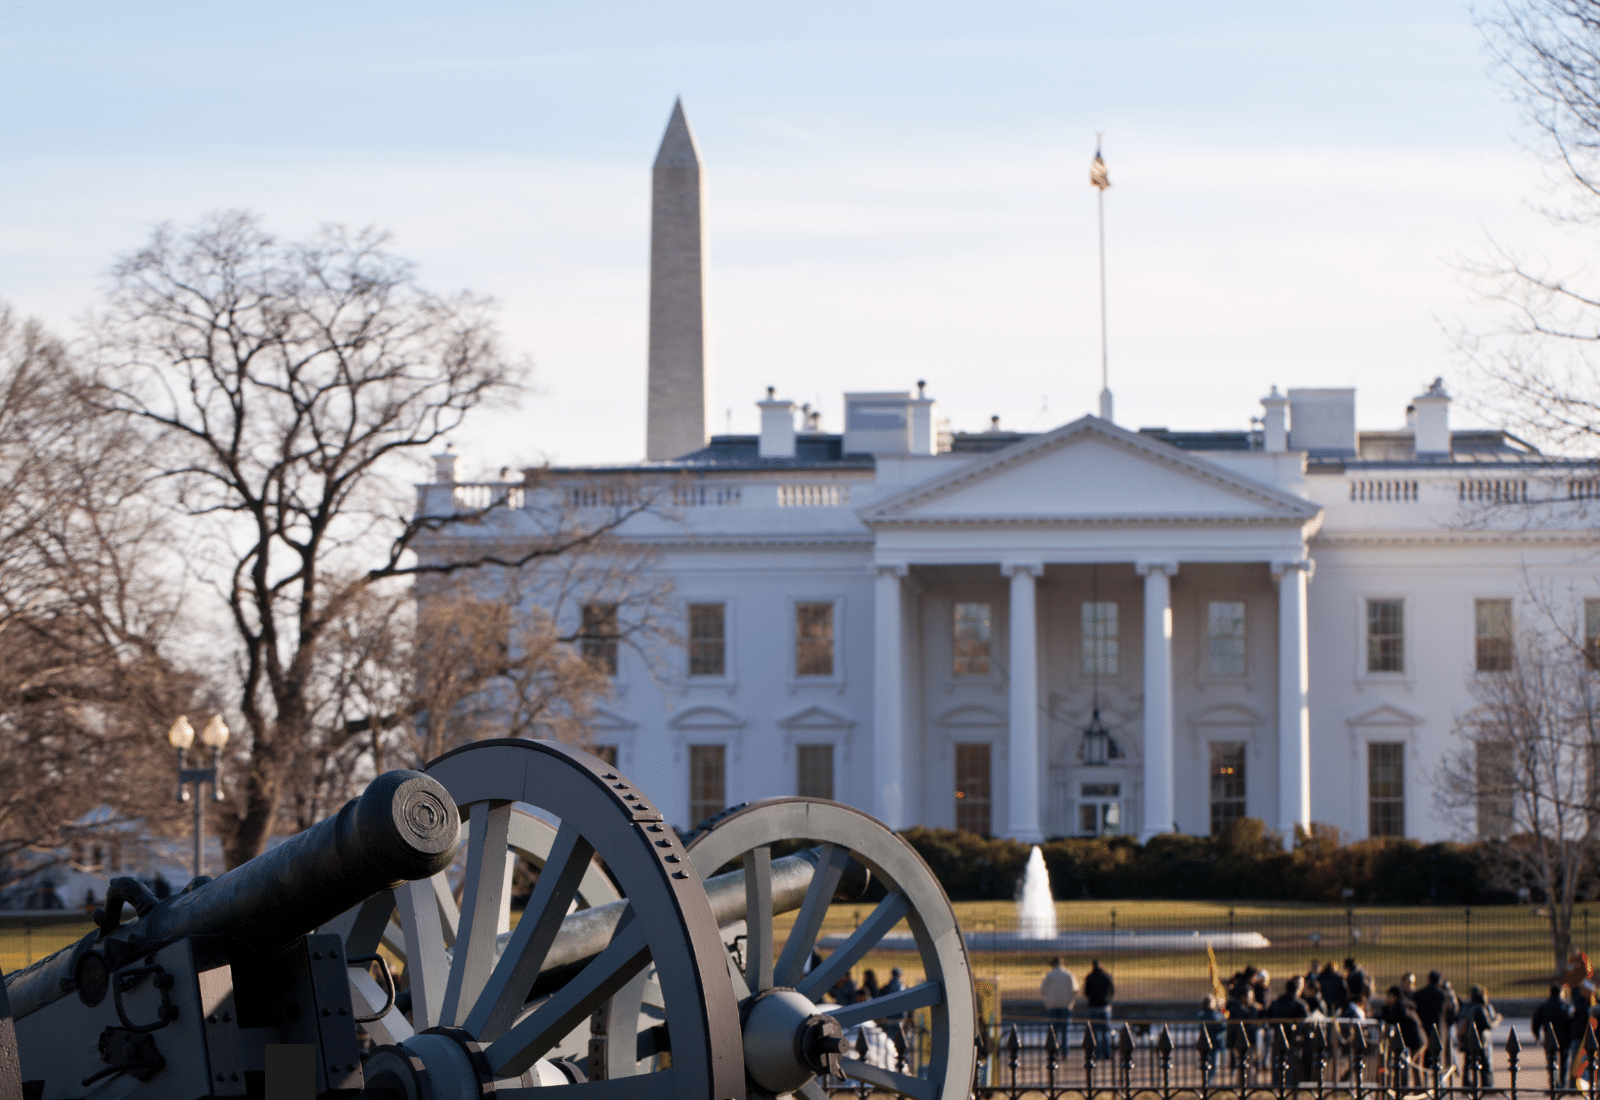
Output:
top-left (1039, 955), bottom-right (1535, 1087)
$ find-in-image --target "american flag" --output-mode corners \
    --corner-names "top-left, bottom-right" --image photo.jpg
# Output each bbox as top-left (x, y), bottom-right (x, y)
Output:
top-left (1090, 140), bottom-right (1110, 191)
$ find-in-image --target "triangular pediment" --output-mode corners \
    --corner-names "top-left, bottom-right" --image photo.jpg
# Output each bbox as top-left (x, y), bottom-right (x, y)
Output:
top-left (1347, 703), bottom-right (1423, 728)
top-left (861, 417), bottom-right (1320, 526)
top-left (777, 705), bottom-right (855, 731)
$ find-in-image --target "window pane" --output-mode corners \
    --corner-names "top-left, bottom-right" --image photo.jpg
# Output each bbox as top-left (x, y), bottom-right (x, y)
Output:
top-left (1475, 598), bottom-right (1513, 672)
top-left (954, 743), bottom-right (992, 836)
top-left (1082, 601), bottom-right (1119, 676)
top-left (1588, 599), bottom-right (1600, 671)
top-left (1207, 601), bottom-right (1247, 677)
top-left (1367, 742), bottom-right (1405, 837)
top-left (689, 744), bottom-right (726, 827)
top-left (795, 602), bottom-right (835, 677)
top-left (1366, 599), bottom-right (1404, 673)
top-left (952, 602), bottom-right (992, 676)
top-left (1209, 742), bottom-right (1247, 836)
top-left (581, 603), bottom-right (619, 676)
top-left (1475, 738), bottom-right (1514, 839)
top-left (687, 602), bottom-right (726, 677)
top-left (797, 744), bottom-right (834, 800)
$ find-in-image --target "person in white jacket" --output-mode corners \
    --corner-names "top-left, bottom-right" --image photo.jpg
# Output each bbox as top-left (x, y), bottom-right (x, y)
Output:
top-left (1041, 957), bottom-right (1079, 1047)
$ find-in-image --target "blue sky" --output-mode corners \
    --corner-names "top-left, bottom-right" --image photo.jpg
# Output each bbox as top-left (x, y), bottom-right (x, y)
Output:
top-left (0, 2), bottom-right (1565, 469)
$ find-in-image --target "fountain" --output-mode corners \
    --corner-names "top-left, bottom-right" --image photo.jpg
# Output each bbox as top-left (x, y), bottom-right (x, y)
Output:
top-left (1017, 845), bottom-right (1058, 939)
top-left (823, 840), bottom-right (1270, 954)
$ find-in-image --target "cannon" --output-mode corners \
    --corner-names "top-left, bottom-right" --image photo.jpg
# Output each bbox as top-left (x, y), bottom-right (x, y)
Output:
top-left (4, 770), bottom-right (460, 1100)
top-left (2, 740), bottom-right (977, 1100)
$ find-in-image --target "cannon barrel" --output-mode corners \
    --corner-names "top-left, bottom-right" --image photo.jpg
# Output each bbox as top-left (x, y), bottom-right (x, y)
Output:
top-left (524, 844), bottom-right (868, 998)
top-left (5, 769), bottom-right (459, 1021)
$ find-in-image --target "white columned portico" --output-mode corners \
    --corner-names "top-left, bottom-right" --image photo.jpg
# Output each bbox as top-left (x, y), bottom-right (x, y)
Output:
top-left (1003, 563), bottom-right (1044, 843)
top-left (1136, 562), bottom-right (1177, 840)
top-left (1273, 558), bottom-right (1313, 841)
top-left (872, 563), bottom-right (908, 829)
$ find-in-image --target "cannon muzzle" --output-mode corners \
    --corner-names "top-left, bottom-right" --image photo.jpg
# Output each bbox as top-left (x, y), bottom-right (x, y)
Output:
top-left (4, 769), bottom-right (459, 1021)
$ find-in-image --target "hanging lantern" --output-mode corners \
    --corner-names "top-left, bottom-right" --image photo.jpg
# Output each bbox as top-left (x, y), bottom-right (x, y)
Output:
top-left (1082, 707), bottom-right (1111, 767)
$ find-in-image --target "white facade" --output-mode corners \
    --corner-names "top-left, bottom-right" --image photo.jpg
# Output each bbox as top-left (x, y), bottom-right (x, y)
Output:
top-left (416, 386), bottom-right (1600, 844)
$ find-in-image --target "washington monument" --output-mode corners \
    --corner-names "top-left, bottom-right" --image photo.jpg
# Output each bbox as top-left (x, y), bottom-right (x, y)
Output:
top-left (646, 98), bottom-right (709, 461)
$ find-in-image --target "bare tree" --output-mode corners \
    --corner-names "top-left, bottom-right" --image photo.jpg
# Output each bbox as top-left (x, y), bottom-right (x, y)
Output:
top-left (1460, 3), bottom-right (1600, 454)
top-left (1438, 608), bottom-right (1600, 971)
top-left (97, 213), bottom-right (664, 867)
top-left (0, 304), bottom-right (195, 890)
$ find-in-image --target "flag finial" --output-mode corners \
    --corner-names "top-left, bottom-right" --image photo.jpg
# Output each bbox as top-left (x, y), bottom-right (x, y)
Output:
top-left (1090, 133), bottom-right (1110, 191)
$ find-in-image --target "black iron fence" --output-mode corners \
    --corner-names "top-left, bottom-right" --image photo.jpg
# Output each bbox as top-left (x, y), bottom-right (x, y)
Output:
top-left (821, 1015), bottom-right (1597, 1099)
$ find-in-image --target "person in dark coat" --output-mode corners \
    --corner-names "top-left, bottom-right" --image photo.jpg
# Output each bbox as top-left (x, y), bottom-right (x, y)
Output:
top-left (1532, 983), bottom-right (1575, 1084)
top-left (1266, 978), bottom-right (1312, 1085)
top-left (1380, 986), bottom-right (1426, 1086)
top-left (1412, 971), bottom-right (1458, 1068)
top-left (1459, 986), bottom-right (1502, 1088)
top-left (1083, 960), bottom-right (1115, 1057)
top-left (1317, 962), bottom-right (1349, 1012)
top-left (1343, 957), bottom-right (1372, 1011)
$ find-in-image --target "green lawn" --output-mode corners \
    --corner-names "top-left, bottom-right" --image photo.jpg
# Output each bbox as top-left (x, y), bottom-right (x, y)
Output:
top-left (3, 899), bottom-right (1578, 1011)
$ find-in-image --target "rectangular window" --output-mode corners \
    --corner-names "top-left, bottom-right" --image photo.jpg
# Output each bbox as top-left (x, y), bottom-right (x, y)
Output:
top-left (1209, 742), bottom-right (1247, 836)
top-left (1079, 783), bottom-right (1122, 837)
top-left (1368, 742), bottom-right (1405, 838)
top-left (953, 743), bottom-right (992, 836)
top-left (687, 602), bottom-right (726, 677)
top-left (795, 602), bottom-right (835, 677)
top-left (1475, 738), bottom-right (1514, 840)
top-left (688, 744), bottom-right (726, 828)
top-left (796, 744), bottom-right (834, 800)
top-left (1366, 599), bottom-right (1404, 673)
top-left (1586, 599), bottom-right (1600, 671)
top-left (1207, 601), bottom-right (1247, 677)
top-left (952, 601), bottom-right (992, 676)
top-left (581, 603), bottom-right (619, 676)
top-left (1082, 601), bottom-right (1119, 676)
top-left (1475, 598), bottom-right (1513, 672)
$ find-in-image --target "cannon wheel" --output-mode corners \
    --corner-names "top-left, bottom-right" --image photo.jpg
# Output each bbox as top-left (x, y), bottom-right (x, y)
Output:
top-left (681, 798), bottom-right (976, 1100)
top-left (324, 738), bottom-right (743, 1099)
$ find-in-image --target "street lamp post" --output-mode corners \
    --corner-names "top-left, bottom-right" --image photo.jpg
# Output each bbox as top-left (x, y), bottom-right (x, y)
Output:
top-left (167, 714), bottom-right (228, 881)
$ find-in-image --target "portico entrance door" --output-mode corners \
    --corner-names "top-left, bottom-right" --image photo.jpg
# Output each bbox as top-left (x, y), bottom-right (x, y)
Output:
top-left (1077, 781), bottom-right (1123, 837)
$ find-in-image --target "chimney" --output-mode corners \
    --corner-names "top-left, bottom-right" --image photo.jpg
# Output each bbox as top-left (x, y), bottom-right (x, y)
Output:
top-left (1286, 388), bottom-right (1356, 456)
top-left (910, 380), bottom-right (937, 456)
top-left (758, 386), bottom-right (797, 458)
top-left (1412, 377), bottom-right (1451, 459)
top-left (1261, 386), bottom-right (1288, 453)
top-left (432, 445), bottom-right (458, 484)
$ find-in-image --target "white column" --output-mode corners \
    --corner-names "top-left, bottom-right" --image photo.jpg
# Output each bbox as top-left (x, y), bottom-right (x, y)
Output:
top-left (872, 563), bottom-right (908, 829)
top-left (1003, 563), bottom-right (1044, 843)
top-left (1137, 562), bottom-right (1177, 840)
top-left (1274, 558), bottom-right (1313, 842)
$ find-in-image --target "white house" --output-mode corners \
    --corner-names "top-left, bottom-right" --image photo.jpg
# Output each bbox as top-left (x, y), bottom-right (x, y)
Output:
top-left (413, 104), bottom-right (1600, 844)
top-left (417, 379), bottom-right (1600, 844)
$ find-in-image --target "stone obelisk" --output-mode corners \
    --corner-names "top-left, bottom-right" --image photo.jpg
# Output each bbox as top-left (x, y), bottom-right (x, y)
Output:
top-left (646, 98), bottom-right (709, 461)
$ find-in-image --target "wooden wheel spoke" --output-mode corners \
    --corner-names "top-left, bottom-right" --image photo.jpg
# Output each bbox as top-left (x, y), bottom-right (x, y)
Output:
top-left (484, 915), bottom-right (650, 1078)
top-left (822, 981), bottom-right (941, 1029)
top-left (796, 892), bottom-right (910, 1002)
top-left (350, 966), bottom-right (414, 1046)
top-left (742, 845), bottom-right (773, 990)
top-left (796, 1079), bottom-right (829, 1100)
top-left (839, 1057), bottom-right (937, 1100)
top-left (774, 842), bottom-right (851, 987)
top-left (323, 889), bottom-right (395, 954)
top-left (396, 874), bottom-right (451, 1029)
top-left (441, 799), bottom-right (514, 1025)
top-left (465, 819), bottom-right (597, 1040)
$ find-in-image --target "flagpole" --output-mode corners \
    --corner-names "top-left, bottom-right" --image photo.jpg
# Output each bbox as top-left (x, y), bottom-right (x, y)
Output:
top-left (1091, 136), bottom-right (1113, 422)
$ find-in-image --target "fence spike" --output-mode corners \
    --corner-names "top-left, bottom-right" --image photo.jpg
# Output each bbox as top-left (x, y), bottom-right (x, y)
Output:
top-left (1273, 1023), bottom-right (1290, 1054)
top-left (1082, 1019), bottom-right (1096, 1054)
top-left (1586, 1019), bottom-right (1599, 1056)
top-left (1543, 1020), bottom-right (1560, 1057)
top-left (1464, 1021), bottom-right (1483, 1056)
top-left (1198, 1024), bottom-right (1214, 1054)
top-left (1157, 1024), bottom-right (1173, 1057)
top-left (857, 1024), bottom-right (870, 1060)
top-left (1351, 1020), bottom-right (1368, 1055)
top-left (1231, 1021), bottom-right (1250, 1055)
top-left (1045, 1022), bottom-right (1059, 1058)
top-left (1119, 1022), bottom-right (1135, 1063)
top-left (1507, 1025), bottom-right (1522, 1056)
top-left (1005, 1023), bottom-right (1020, 1057)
